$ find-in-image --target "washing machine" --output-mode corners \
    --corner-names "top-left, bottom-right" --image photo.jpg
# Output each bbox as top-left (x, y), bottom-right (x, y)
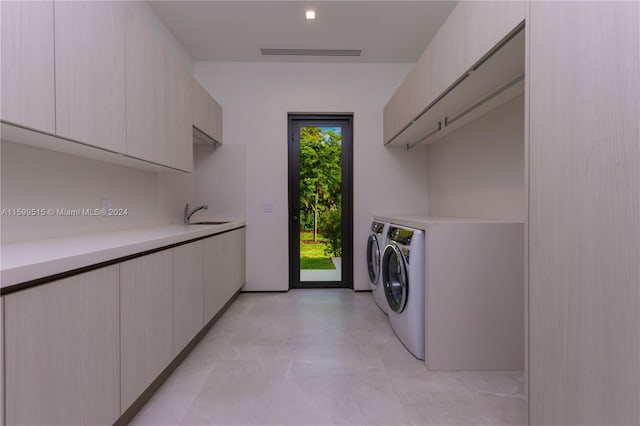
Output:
top-left (382, 224), bottom-right (425, 359)
top-left (367, 221), bottom-right (389, 314)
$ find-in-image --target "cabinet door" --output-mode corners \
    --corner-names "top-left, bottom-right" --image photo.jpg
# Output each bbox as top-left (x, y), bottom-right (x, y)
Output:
top-left (125, 2), bottom-right (166, 165)
top-left (396, 68), bottom-right (415, 133)
top-left (465, 1), bottom-right (525, 68)
top-left (191, 79), bottom-right (209, 134)
top-left (429, 2), bottom-right (467, 99)
top-left (223, 229), bottom-right (246, 297)
top-left (383, 93), bottom-right (398, 144)
top-left (529, 2), bottom-right (639, 425)
top-left (412, 43), bottom-right (435, 118)
top-left (203, 235), bottom-right (224, 322)
top-left (235, 228), bottom-right (246, 291)
top-left (0, 0), bottom-right (55, 133)
top-left (166, 52), bottom-right (193, 172)
top-left (120, 250), bottom-right (173, 411)
top-left (4, 267), bottom-right (120, 425)
top-left (208, 96), bottom-right (223, 143)
top-left (173, 241), bottom-right (204, 356)
top-left (54, 0), bottom-right (126, 152)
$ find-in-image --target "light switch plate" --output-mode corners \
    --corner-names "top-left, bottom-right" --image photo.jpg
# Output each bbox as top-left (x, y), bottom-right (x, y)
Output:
top-left (262, 202), bottom-right (273, 213)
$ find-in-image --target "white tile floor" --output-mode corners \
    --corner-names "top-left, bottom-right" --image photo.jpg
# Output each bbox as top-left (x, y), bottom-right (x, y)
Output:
top-left (131, 290), bottom-right (525, 426)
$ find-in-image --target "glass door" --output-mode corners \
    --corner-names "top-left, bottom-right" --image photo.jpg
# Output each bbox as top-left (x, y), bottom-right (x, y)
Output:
top-left (288, 115), bottom-right (353, 289)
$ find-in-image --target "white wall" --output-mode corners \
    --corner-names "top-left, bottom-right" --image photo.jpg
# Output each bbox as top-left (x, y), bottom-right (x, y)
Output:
top-left (427, 94), bottom-right (525, 221)
top-left (195, 62), bottom-right (429, 291)
top-left (0, 141), bottom-right (165, 243)
top-left (195, 144), bottom-right (247, 221)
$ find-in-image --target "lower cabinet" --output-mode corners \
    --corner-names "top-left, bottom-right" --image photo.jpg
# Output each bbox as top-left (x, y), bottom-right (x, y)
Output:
top-left (204, 228), bottom-right (246, 323)
top-left (1, 227), bottom-right (245, 425)
top-left (4, 266), bottom-right (120, 426)
top-left (120, 250), bottom-right (174, 411)
top-left (227, 228), bottom-right (246, 296)
top-left (204, 233), bottom-right (224, 322)
top-left (172, 241), bottom-right (204, 356)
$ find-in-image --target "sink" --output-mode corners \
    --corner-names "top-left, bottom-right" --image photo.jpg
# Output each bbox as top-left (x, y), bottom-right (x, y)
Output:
top-left (190, 221), bottom-right (230, 225)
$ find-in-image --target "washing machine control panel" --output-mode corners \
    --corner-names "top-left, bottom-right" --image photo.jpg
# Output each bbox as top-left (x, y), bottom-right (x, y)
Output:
top-left (388, 227), bottom-right (414, 246)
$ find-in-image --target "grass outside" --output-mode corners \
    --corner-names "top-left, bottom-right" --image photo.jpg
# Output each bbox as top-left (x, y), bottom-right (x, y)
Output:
top-left (300, 231), bottom-right (335, 270)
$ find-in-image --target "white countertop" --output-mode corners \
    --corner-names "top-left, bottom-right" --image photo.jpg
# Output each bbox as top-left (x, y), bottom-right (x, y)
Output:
top-left (1, 221), bottom-right (245, 290)
top-left (374, 214), bottom-right (523, 229)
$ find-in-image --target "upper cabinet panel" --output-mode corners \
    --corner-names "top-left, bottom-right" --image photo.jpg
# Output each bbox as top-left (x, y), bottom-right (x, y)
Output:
top-left (1, 1), bottom-right (55, 133)
top-left (166, 52), bottom-right (193, 172)
top-left (412, 42), bottom-right (435, 119)
top-left (54, 1), bottom-right (126, 152)
top-left (466, 1), bottom-right (526, 69)
top-left (125, 2), bottom-right (167, 165)
top-left (191, 79), bottom-right (209, 135)
top-left (208, 96), bottom-right (223, 144)
top-left (429, 2), bottom-right (467, 100)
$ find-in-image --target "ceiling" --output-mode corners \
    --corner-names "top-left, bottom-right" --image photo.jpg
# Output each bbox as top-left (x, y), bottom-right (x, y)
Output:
top-left (148, 1), bottom-right (457, 63)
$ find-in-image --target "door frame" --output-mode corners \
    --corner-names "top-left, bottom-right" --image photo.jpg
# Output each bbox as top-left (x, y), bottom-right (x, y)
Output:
top-left (288, 113), bottom-right (354, 289)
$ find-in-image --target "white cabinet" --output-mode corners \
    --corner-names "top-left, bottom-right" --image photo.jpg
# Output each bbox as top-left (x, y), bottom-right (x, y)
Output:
top-left (54, 0), bottom-right (126, 153)
top-left (223, 228), bottom-right (246, 299)
top-left (0, 0), bottom-right (55, 133)
top-left (203, 229), bottom-right (245, 322)
top-left (4, 267), bottom-right (120, 426)
top-left (412, 43), bottom-right (435, 119)
top-left (209, 96), bottom-right (223, 143)
top-left (429, 2), bottom-right (467, 100)
top-left (382, 94), bottom-right (396, 144)
top-left (384, 3), bottom-right (466, 144)
top-left (125, 2), bottom-right (167, 165)
top-left (192, 79), bottom-right (209, 135)
top-left (203, 234), bottom-right (224, 322)
top-left (529, 2), bottom-right (639, 425)
top-left (120, 250), bottom-right (173, 411)
top-left (383, 69), bottom-right (414, 143)
top-left (192, 78), bottom-right (223, 144)
top-left (172, 241), bottom-right (204, 355)
top-left (465, 1), bottom-right (525, 69)
top-left (166, 51), bottom-right (193, 172)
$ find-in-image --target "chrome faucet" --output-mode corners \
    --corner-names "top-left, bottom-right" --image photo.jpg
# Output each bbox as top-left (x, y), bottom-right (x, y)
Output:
top-left (184, 203), bottom-right (208, 224)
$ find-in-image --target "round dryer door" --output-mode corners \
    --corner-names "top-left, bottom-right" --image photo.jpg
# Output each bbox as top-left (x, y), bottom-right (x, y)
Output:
top-left (367, 234), bottom-right (381, 285)
top-left (382, 243), bottom-right (408, 313)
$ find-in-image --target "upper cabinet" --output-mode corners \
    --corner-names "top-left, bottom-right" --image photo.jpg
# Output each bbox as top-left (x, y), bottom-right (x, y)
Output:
top-left (429, 2), bottom-right (467, 101)
top-left (2, 1), bottom-right (199, 173)
top-left (166, 51), bottom-right (194, 172)
top-left (384, 68), bottom-right (415, 142)
top-left (384, 1), bottom-right (525, 148)
top-left (192, 78), bottom-right (223, 144)
top-left (0, 0), bottom-right (55, 133)
top-left (54, 1), bottom-right (126, 153)
top-left (465, 1), bottom-right (526, 69)
top-left (191, 79), bottom-right (209, 135)
top-left (208, 96), bottom-right (223, 143)
top-left (125, 2), bottom-right (167, 165)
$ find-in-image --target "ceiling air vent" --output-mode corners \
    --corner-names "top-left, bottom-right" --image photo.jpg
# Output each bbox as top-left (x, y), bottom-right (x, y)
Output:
top-left (260, 48), bottom-right (361, 57)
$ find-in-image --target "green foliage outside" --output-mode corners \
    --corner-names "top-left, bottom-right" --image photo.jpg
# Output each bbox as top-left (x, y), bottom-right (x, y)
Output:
top-left (320, 208), bottom-right (342, 257)
top-left (299, 127), bottom-right (342, 243)
top-left (300, 231), bottom-right (335, 270)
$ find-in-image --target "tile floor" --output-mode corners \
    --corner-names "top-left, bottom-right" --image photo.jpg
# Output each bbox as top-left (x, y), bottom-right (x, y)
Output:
top-left (131, 290), bottom-right (525, 426)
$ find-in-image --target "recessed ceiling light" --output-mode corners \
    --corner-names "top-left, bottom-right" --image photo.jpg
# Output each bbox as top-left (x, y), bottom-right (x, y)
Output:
top-left (305, 10), bottom-right (316, 20)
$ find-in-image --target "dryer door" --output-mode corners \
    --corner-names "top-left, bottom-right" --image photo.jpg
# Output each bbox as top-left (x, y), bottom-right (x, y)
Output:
top-left (367, 234), bottom-right (381, 286)
top-left (382, 243), bottom-right (408, 313)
